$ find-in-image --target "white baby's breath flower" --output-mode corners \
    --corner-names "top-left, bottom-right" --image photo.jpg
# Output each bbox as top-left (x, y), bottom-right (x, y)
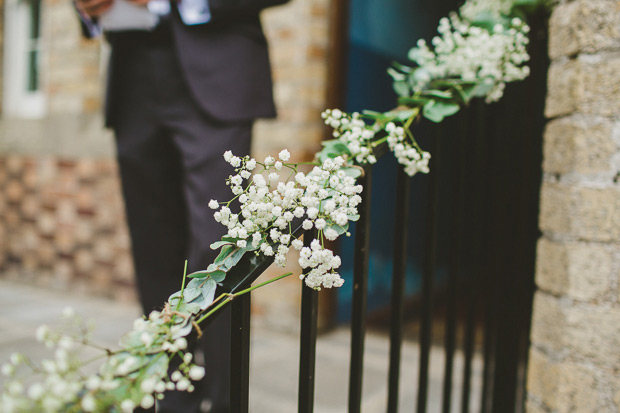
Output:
top-left (121, 399), bottom-right (136, 413)
top-left (176, 378), bottom-right (191, 391)
top-left (141, 394), bottom-right (155, 409)
top-left (35, 325), bottom-right (49, 343)
top-left (81, 394), bottom-right (97, 412)
top-left (189, 365), bottom-right (206, 381)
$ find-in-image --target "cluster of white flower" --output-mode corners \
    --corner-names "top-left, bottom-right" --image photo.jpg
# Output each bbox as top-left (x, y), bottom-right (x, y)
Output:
top-left (385, 122), bottom-right (431, 177)
top-left (1, 309), bottom-right (92, 412)
top-left (459, 0), bottom-right (513, 21)
top-left (408, 13), bottom-right (530, 102)
top-left (215, 150), bottom-right (363, 290)
top-left (321, 109), bottom-right (379, 164)
top-left (299, 239), bottom-right (344, 289)
top-left (1, 306), bottom-right (206, 413)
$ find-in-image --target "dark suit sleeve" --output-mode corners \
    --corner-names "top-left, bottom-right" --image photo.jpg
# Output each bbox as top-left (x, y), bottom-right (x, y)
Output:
top-left (208, 0), bottom-right (290, 16)
top-left (74, 3), bottom-right (101, 39)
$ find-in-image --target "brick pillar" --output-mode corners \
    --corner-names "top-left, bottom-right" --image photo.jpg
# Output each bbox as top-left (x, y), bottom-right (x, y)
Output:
top-left (528, 1), bottom-right (620, 411)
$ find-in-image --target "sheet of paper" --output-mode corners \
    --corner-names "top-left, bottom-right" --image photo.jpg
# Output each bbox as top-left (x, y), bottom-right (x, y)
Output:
top-left (100, 0), bottom-right (158, 31)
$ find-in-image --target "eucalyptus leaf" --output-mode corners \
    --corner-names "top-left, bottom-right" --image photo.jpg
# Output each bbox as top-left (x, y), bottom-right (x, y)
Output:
top-left (175, 301), bottom-right (201, 315)
top-left (188, 269), bottom-right (210, 279)
top-left (198, 278), bottom-right (217, 310)
top-left (186, 277), bottom-right (205, 290)
top-left (210, 240), bottom-right (234, 250)
top-left (361, 110), bottom-right (387, 120)
top-left (171, 319), bottom-right (195, 340)
top-left (318, 140), bottom-right (351, 162)
top-left (214, 244), bottom-right (235, 264)
top-left (347, 214), bottom-right (360, 222)
top-left (472, 79), bottom-right (496, 98)
top-left (222, 247), bottom-right (248, 271)
top-left (390, 61), bottom-right (413, 73)
top-left (118, 331), bottom-right (144, 350)
top-left (393, 81), bottom-right (411, 98)
top-left (209, 270), bottom-right (227, 282)
top-left (398, 96), bottom-right (430, 107)
top-left (387, 67), bottom-right (406, 81)
top-left (326, 222), bottom-right (348, 236)
top-left (341, 166), bottom-right (363, 179)
top-left (453, 83), bottom-right (478, 104)
top-left (396, 109), bottom-right (418, 122)
top-left (169, 287), bottom-right (202, 305)
top-left (420, 89), bottom-right (454, 100)
top-left (144, 354), bottom-right (168, 378)
top-left (423, 100), bottom-right (461, 123)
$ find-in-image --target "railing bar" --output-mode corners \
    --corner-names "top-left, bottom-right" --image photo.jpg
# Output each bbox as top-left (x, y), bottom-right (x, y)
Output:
top-left (386, 167), bottom-right (410, 413)
top-left (461, 297), bottom-right (476, 413)
top-left (348, 167), bottom-right (372, 413)
top-left (480, 295), bottom-right (496, 413)
top-left (476, 101), bottom-right (497, 413)
top-left (298, 229), bottom-right (319, 413)
top-left (442, 117), bottom-right (466, 413)
top-left (230, 293), bottom-right (251, 413)
top-left (461, 102), bottom-right (484, 413)
top-left (416, 136), bottom-right (441, 413)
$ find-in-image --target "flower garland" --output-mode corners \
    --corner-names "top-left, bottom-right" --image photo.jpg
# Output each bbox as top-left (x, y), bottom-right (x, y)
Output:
top-left (317, 0), bottom-right (545, 177)
top-left (0, 0), bottom-right (548, 411)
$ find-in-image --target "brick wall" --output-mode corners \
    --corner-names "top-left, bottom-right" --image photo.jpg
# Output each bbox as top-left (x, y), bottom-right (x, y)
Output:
top-left (527, 1), bottom-right (620, 411)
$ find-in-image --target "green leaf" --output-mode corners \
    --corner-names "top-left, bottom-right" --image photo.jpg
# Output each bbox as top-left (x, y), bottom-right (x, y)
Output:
top-left (420, 89), bottom-right (454, 100)
top-left (326, 223), bottom-right (348, 236)
top-left (174, 301), bottom-right (201, 315)
top-left (144, 354), bottom-right (168, 378)
top-left (387, 67), bottom-right (406, 81)
top-left (188, 269), bottom-right (210, 279)
top-left (171, 319), bottom-right (195, 339)
top-left (393, 81), bottom-right (410, 98)
top-left (169, 287), bottom-right (202, 305)
top-left (214, 244), bottom-right (235, 263)
top-left (361, 110), bottom-right (387, 120)
top-left (222, 247), bottom-right (248, 271)
top-left (210, 240), bottom-right (234, 250)
top-left (187, 265), bottom-right (227, 279)
top-left (472, 79), bottom-right (496, 98)
top-left (197, 278), bottom-right (217, 310)
top-left (390, 61), bottom-right (413, 73)
top-left (396, 108), bottom-right (418, 122)
top-left (209, 270), bottom-right (226, 282)
top-left (118, 330), bottom-right (144, 350)
top-left (347, 214), bottom-right (360, 222)
top-left (454, 83), bottom-right (478, 103)
top-left (398, 96), bottom-right (430, 107)
top-left (318, 139), bottom-right (351, 162)
top-left (341, 166), bottom-right (363, 179)
top-left (422, 100), bottom-right (461, 123)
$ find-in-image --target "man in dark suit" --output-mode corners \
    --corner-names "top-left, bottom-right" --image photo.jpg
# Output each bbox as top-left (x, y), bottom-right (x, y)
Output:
top-left (75, 1), bottom-right (289, 411)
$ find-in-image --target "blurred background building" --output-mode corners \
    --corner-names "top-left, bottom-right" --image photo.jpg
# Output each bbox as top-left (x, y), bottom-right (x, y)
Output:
top-left (0, 0), bottom-right (331, 322)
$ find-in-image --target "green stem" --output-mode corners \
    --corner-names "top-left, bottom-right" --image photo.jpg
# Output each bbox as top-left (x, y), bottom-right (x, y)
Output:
top-left (196, 272), bottom-right (293, 324)
top-left (176, 260), bottom-right (189, 311)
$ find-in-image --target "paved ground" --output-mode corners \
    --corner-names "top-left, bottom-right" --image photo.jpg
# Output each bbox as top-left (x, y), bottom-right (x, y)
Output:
top-left (0, 280), bottom-right (481, 412)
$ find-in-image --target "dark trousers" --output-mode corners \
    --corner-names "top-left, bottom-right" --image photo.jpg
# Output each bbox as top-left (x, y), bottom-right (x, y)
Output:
top-left (111, 36), bottom-right (252, 413)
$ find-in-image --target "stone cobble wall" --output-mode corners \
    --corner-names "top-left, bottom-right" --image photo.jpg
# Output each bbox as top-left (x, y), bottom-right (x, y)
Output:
top-left (0, 155), bottom-right (135, 301)
top-left (527, 1), bottom-right (620, 411)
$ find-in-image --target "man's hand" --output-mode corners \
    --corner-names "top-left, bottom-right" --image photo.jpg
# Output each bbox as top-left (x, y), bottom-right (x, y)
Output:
top-left (76, 0), bottom-right (114, 17)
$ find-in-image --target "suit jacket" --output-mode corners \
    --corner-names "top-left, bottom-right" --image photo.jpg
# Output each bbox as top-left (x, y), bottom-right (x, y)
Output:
top-left (82, 0), bottom-right (289, 127)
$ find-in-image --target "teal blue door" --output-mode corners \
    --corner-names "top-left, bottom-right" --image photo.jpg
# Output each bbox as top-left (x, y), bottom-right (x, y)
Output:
top-left (336, 0), bottom-right (457, 321)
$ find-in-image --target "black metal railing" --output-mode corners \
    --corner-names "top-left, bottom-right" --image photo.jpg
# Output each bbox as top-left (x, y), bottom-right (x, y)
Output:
top-left (208, 10), bottom-right (549, 412)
